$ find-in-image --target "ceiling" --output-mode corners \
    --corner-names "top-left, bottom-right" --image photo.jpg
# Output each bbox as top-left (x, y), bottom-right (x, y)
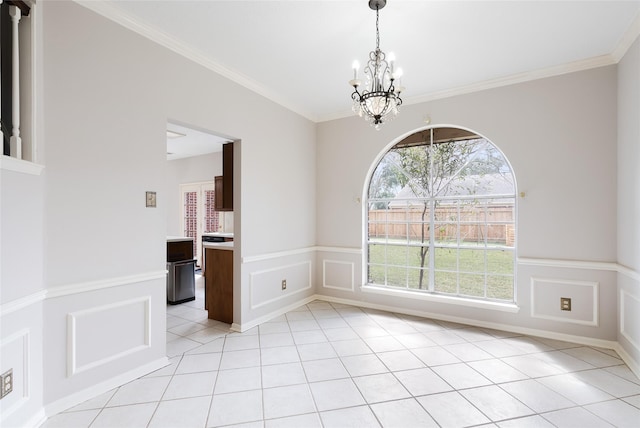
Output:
top-left (166, 122), bottom-right (230, 161)
top-left (82, 1), bottom-right (640, 124)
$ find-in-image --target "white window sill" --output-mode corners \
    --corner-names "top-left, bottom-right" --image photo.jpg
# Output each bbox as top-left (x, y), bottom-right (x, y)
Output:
top-left (1, 155), bottom-right (44, 175)
top-left (361, 284), bottom-right (520, 313)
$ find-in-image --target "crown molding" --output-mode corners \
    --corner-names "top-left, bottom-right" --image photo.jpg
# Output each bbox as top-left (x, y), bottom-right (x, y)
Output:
top-left (612, 12), bottom-right (640, 62)
top-left (73, 0), bottom-right (318, 123)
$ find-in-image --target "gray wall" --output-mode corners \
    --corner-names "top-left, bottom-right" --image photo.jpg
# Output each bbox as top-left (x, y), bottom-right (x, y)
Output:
top-left (316, 65), bottom-right (620, 342)
top-left (617, 36), bottom-right (640, 369)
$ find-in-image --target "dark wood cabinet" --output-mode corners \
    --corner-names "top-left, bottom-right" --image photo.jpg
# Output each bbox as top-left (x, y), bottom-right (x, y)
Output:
top-left (205, 248), bottom-right (233, 324)
top-left (214, 142), bottom-right (234, 211)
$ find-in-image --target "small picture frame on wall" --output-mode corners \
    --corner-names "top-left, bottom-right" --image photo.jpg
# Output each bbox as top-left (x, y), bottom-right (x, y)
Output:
top-left (146, 191), bottom-right (157, 208)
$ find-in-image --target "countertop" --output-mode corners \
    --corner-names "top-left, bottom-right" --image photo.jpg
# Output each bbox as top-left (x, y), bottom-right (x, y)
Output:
top-left (167, 236), bottom-right (194, 242)
top-left (202, 232), bottom-right (234, 238)
top-left (203, 242), bottom-right (235, 251)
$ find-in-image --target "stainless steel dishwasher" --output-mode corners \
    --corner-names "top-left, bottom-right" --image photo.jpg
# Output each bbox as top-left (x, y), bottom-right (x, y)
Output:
top-left (166, 238), bottom-right (196, 304)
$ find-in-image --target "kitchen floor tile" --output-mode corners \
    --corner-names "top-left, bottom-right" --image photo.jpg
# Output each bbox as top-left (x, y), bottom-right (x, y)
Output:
top-left (176, 352), bottom-right (222, 374)
top-left (261, 345), bottom-right (300, 366)
top-left (213, 366), bottom-right (261, 394)
top-left (91, 403), bottom-right (157, 428)
top-left (41, 409), bottom-right (100, 428)
top-left (352, 372), bottom-right (411, 403)
top-left (376, 349), bottom-right (424, 371)
top-left (370, 398), bottom-right (439, 427)
top-left (148, 396), bottom-right (211, 428)
top-left (497, 415), bottom-right (556, 428)
top-left (106, 376), bottom-right (171, 407)
top-left (541, 406), bottom-right (613, 427)
top-left (322, 327), bottom-right (360, 341)
top-left (467, 358), bottom-right (529, 383)
top-left (309, 378), bottom-right (366, 411)
top-left (584, 399), bottom-right (640, 428)
top-left (562, 346), bottom-right (624, 367)
top-left (417, 391), bottom-right (491, 427)
top-left (461, 385), bottom-right (535, 422)
top-left (573, 368), bottom-right (640, 397)
top-left (262, 362), bottom-right (307, 388)
top-left (302, 358), bottom-right (349, 382)
top-left (411, 346), bottom-right (461, 366)
top-left (394, 367), bottom-right (454, 396)
top-left (162, 371), bottom-right (217, 400)
top-left (218, 348), bottom-right (260, 370)
top-left (537, 373), bottom-right (615, 405)
top-left (265, 412), bottom-right (323, 428)
top-left (431, 363), bottom-right (492, 389)
top-left (320, 405), bottom-right (381, 428)
top-left (208, 389), bottom-right (263, 427)
top-left (222, 334), bottom-right (260, 351)
top-left (499, 379), bottom-right (575, 413)
top-left (296, 342), bottom-right (337, 361)
top-left (330, 338), bottom-right (372, 357)
top-left (263, 384), bottom-right (317, 419)
top-left (259, 332), bottom-right (295, 348)
top-left (340, 353), bottom-right (389, 377)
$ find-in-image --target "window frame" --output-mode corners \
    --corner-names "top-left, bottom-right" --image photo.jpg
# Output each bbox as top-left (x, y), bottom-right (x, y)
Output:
top-left (363, 126), bottom-right (519, 309)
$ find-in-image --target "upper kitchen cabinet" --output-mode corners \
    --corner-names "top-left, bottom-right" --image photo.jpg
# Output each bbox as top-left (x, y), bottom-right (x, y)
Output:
top-left (215, 142), bottom-right (234, 211)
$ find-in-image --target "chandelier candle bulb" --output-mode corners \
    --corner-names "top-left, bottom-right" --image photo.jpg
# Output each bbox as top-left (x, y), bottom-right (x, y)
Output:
top-left (353, 60), bottom-right (360, 79)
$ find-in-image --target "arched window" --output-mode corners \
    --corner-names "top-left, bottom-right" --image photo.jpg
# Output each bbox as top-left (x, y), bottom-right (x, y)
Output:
top-left (367, 127), bottom-right (516, 302)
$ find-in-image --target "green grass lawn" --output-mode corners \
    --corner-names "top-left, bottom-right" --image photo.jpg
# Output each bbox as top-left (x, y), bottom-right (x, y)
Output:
top-left (368, 242), bottom-right (514, 301)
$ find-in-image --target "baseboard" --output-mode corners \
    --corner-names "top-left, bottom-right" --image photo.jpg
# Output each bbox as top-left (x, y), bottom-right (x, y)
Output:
top-left (232, 295), bottom-right (318, 332)
top-left (313, 294), bottom-right (619, 350)
top-left (614, 342), bottom-right (640, 380)
top-left (43, 356), bottom-right (169, 419)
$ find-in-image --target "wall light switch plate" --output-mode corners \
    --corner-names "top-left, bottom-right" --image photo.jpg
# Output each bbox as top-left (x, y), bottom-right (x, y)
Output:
top-left (146, 191), bottom-right (157, 208)
top-left (0, 369), bottom-right (13, 399)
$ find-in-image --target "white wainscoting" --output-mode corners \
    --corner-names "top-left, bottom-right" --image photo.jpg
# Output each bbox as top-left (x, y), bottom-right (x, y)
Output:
top-left (621, 289), bottom-right (640, 351)
top-left (322, 260), bottom-right (355, 292)
top-left (530, 277), bottom-right (599, 326)
top-left (67, 296), bottom-right (151, 376)
top-left (249, 261), bottom-right (312, 310)
top-left (0, 329), bottom-right (30, 421)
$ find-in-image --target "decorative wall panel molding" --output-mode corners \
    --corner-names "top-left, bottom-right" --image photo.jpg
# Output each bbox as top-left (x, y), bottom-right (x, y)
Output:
top-left (48, 271), bottom-right (166, 299)
top-left (67, 296), bottom-right (151, 376)
top-left (530, 277), bottom-right (599, 326)
top-left (621, 290), bottom-right (640, 352)
top-left (0, 329), bottom-right (30, 421)
top-left (322, 259), bottom-right (355, 292)
top-left (249, 261), bottom-right (312, 309)
top-left (0, 290), bottom-right (45, 316)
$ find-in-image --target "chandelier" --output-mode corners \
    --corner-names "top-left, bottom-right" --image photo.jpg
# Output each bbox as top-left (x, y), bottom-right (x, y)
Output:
top-left (349, 0), bottom-right (404, 130)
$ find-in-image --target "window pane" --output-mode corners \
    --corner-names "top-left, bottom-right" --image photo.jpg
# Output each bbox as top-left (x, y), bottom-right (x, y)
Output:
top-left (368, 244), bottom-right (387, 265)
top-left (458, 249), bottom-right (485, 273)
top-left (368, 264), bottom-right (385, 285)
top-left (387, 266), bottom-right (408, 288)
top-left (459, 273), bottom-right (485, 297)
top-left (407, 267), bottom-right (429, 290)
top-left (487, 275), bottom-right (514, 300)
top-left (486, 250), bottom-right (514, 275)
top-left (434, 247), bottom-right (457, 270)
top-left (435, 271), bottom-right (457, 294)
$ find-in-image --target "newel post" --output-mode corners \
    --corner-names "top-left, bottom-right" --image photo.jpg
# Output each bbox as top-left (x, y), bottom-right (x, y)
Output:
top-left (9, 4), bottom-right (21, 160)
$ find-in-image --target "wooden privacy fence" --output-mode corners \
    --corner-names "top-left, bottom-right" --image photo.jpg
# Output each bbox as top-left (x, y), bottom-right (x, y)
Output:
top-left (369, 205), bottom-right (515, 246)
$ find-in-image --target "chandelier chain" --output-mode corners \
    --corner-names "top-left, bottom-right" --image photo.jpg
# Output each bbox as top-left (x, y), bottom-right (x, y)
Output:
top-left (375, 7), bottom-right (380, 50)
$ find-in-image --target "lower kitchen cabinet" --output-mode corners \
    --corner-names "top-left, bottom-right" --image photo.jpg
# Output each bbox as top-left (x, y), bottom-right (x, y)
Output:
top-left (204, 248), bottom-right (233, 324)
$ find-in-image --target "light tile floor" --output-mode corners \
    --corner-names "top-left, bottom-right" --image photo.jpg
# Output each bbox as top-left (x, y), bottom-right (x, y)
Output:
top-left (44, 275), bottom-right (640, 427)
